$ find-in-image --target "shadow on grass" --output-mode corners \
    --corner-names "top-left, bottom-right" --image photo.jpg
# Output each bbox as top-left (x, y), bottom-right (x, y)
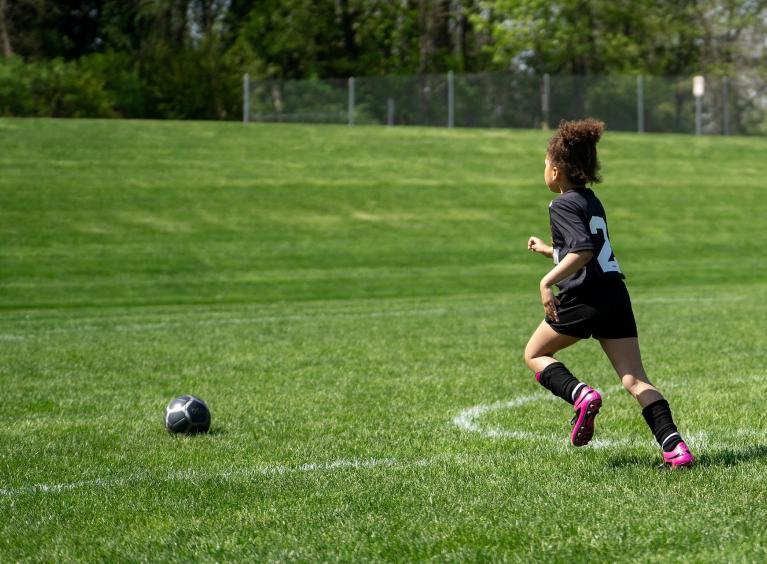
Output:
top-left (695, 444), bottom-right (767, 467)
top-left (606, 444), bottom-right (767, 469)
top-left (605, 452), bottom-right (652, 468)
top-left (163, 426), bottom-right (227, 438)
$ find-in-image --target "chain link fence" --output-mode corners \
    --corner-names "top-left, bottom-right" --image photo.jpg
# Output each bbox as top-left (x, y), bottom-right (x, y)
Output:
top-left (243, 72), bottom-right (767, 135)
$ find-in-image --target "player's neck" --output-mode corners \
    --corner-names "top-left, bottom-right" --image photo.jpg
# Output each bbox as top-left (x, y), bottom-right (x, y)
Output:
top-left (559, 184), bottom-right (585, 194)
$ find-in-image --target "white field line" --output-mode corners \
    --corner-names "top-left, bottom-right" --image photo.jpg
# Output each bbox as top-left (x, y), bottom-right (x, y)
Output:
top-left (0, 293), bottom-right (752, 340)
top-left (452, 386), bottom-right (627, 446)
top-left (4, 398), bottom-right (765, 500)
top-left (452, 384), bottom-right (765, 450)
top-left (0, 457), bottom-right (403, 499)
top-left (1, 427), bottom-right (756, 500)
top-left (452, 394), bottom-right (557, 439)
top-left (0, 306), bottom-right (460, 339)
top-left (729, 374), bottom-right (767, 385)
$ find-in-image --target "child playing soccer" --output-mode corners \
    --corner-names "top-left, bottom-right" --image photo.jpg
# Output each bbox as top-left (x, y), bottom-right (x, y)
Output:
top-left (524, 118), bottom-right (694, 469)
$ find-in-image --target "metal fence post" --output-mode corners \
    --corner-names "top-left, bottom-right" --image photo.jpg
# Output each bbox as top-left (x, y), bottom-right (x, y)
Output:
top-left (348, 77), bottom-right (355, 126)
top-left (695, 96), bottom-right (702, 136)
top-left (447, 70), bottom-right (454, 128)
top-left (637, 75), bottom-right (644, 133)
top-left (722, 77), bottom-right (730, 136)
top-left (693, 75), bottom-right (704, 135)
top-left (387, 98), bottom-right (395, 126)
top-left (243, 73), bottom-right (250, 124)
top-left (542, 73), bottom-right (550, 130)
top-left (695, 97), bottom-right (702, 135)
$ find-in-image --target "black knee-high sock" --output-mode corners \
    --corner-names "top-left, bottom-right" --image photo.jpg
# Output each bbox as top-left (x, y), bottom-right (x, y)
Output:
top-left (642, 399), bottom-right (682, 451)
top-left (536, 362), bottom-right (582, 405)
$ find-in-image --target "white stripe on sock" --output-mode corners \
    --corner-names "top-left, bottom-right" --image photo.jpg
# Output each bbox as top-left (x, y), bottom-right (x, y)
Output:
top-left (571, 383), bottom-right (586, 402)
top-left (661, 432), bottom-right (681, 449)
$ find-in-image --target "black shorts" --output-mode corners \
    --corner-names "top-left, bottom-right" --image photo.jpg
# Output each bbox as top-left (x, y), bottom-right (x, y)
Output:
top-left (546, 277), bottom-right (638, 340)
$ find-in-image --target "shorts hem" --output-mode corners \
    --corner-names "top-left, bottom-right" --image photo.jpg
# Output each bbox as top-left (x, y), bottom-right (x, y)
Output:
top-left (545, 318), bottom-right (591, 339)
top-left (591, 331), bottom-right (639, 340)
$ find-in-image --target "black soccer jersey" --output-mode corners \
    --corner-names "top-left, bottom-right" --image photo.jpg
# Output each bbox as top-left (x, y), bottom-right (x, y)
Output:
top-left (549, 187), bottom-right (624, 293)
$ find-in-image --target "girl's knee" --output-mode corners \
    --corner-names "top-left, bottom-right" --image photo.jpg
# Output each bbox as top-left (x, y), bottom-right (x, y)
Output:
top-left (621, 374), bottom-right (639, 392)
top-left (621, 373), bottom-right (654, 396)
top-left (523, 349), bottom-right (535, 371)
top-left (523, 342), bottom-right (541, 370)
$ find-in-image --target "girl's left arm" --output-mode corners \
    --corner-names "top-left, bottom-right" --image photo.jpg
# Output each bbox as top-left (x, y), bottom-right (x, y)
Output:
top-left (539, 250), bottom-right (594, 321)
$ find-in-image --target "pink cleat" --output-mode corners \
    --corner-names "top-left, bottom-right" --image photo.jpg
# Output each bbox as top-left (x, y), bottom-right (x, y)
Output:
top-left (661, 441), bottom-right (695, 469)
top-left (570, 386), bottom-right (602, 447)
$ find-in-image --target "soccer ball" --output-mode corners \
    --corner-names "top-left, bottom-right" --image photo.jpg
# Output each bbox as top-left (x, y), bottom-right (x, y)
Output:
top-left (164, 395), bottom-right (211, 434)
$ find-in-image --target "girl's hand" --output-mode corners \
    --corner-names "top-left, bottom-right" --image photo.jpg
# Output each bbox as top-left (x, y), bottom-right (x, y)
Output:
top-left (528, 236), bottom-right (553, 257)
top-left (540, 284), bottom-right (560, 322)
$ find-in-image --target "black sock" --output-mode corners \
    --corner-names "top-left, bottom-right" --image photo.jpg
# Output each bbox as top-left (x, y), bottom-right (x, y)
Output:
top-left (641, 399), bottom-right (682, 451)
top-left (536, 362), bottom-right (582, 405)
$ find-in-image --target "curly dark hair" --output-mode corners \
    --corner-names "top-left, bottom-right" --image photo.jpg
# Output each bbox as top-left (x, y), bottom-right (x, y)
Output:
top-left (547, 118), bottom-right (604, 185)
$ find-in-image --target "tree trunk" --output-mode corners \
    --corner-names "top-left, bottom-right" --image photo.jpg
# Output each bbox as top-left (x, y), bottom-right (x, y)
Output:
top-left (418, 0), bottom-right (432, 73)
top-left (339, 0), bottom-right (358, 60)
top-left (451, 0), bottom-right (464, 67)
top-left (0, 0), bottom-right (13, 58)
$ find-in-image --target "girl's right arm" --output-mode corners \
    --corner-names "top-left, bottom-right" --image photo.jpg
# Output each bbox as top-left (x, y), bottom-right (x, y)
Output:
top-left (527, 236), bottom-right (553, 258)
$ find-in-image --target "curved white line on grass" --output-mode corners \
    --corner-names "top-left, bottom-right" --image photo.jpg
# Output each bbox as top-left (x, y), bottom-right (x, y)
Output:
top-left (452, 394), bottom-right (554, 439)
top-left (453, 385), bottom-right (625, 440)
top-left (0, 457), bottom-right (401, 499)
top-left (451, 386), bottom-right (737, 450)
top-left (683, 431), bottom-right (709, 450)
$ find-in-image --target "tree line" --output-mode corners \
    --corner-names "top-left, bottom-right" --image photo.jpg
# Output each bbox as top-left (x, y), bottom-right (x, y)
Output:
top-left (0, 0), bottom-right (764, 120)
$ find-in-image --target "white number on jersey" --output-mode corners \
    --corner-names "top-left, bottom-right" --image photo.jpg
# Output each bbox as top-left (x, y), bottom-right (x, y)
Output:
top-left (589, 216), bottom-right (622, 273)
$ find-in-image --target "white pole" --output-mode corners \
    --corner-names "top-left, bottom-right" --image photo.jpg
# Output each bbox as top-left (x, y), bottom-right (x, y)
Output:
top-left (348, 77), bottom-right (355, 126)
top-left (447, 70), bottom-right (454, 128)
top-left (243, 73), bottom-right (250, 124)
top-left (693, 75), bottom-right (705, 135)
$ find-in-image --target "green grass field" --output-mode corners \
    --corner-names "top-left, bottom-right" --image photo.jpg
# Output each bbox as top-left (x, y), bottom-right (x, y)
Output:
top-left (1, 118), bottom-right (766, 562)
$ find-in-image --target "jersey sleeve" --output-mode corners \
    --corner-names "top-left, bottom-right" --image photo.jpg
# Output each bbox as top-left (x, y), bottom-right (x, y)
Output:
top-left (549, 199), bottom-right (595, 252)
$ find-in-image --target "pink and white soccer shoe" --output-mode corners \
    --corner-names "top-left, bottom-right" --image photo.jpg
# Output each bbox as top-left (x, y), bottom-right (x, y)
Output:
top-left (662, 441), bottom-right (695, 469)
top-left (570, 386), bottom-right (602, 447)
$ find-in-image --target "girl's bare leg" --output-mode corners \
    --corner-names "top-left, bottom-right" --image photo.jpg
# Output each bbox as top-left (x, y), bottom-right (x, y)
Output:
top-left (599, 336), bottom-right (694, 466)
top-left (525, 321), bottom-right (601, 446)
top-left (524, 320), bottom-right (580, 374)
top-left (598, 337), bottom-right (664, 408)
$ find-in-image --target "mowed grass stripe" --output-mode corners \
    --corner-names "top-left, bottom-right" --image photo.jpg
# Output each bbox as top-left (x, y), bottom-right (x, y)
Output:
top-left (1, 119), bottom-right (767, 561)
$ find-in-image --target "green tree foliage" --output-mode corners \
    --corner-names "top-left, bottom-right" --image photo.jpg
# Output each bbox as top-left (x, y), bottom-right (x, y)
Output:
top-left (0, 56), bottom-right (116, 117)
top-left (0, 0), bottom-right (764, 119)
top-left (473, 0), bottom-right (766, 76)
top-left (233, 0), bottom-right (490, 78)
top-left (471, 0), bottom-right (705, 75)
top-left (2, 0), bottom-right (106, 60)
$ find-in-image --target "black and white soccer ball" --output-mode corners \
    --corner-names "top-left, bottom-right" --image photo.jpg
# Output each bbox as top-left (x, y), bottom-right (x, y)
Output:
top-left (164, 395), bottom-right (211, 434)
